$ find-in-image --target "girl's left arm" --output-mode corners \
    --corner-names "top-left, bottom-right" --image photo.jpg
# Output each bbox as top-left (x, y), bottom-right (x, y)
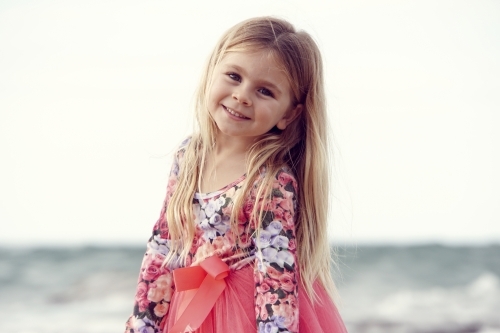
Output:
top-left (252, 169), bottom-right (300, 333)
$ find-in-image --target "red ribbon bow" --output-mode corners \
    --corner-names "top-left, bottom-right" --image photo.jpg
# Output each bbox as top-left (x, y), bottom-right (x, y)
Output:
top-left (167, 256), bottom-right (230, 333)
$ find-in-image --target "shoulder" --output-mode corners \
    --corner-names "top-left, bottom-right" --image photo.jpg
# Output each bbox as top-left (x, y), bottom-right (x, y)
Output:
top-left (275, 167), bottom-right (298, 192)
top-left (255, 166), bottom-right (298, 188)
top-left (251, 166), bottom-right (299, 200)
top-left (170, 135), bottom-right (194, 171)
top-left (174, 136), bottom-right (192, 158)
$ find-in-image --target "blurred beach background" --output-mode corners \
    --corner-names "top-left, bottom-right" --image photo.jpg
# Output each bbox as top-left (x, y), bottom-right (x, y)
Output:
top-left (0, 1), bottom-right (498, 332)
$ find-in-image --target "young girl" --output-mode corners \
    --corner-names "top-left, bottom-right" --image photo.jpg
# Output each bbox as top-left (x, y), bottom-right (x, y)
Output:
top-left (125, 17), bottom-right (347, 333)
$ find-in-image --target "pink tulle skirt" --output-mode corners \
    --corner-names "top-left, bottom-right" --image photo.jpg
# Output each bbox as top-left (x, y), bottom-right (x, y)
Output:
top-left (165, 266), bottom-right (347, 333)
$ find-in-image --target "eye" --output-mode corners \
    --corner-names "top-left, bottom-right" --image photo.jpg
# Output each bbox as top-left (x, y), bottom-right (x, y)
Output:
top-left (227, 73), bottom-right (241, 82)
top-left (258, 88), bottom-right (274, 98)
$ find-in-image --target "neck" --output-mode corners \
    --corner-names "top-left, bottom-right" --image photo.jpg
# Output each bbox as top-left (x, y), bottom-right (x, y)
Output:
top-left (213, 133), bottom-right (255, 157)
top-left (198, 133), bottom-right (251, 193)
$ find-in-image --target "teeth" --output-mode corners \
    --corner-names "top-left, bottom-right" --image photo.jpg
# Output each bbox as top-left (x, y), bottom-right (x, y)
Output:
top-left (225, 106), bottom-right (247, 118)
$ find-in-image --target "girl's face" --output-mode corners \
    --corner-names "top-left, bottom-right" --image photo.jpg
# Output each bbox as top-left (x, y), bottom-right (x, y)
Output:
top-left (207, 50), bottom-right (301, 145)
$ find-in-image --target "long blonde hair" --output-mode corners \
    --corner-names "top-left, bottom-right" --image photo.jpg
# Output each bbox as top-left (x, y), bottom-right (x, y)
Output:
top-left (165, 17), bottom-right (336, 301)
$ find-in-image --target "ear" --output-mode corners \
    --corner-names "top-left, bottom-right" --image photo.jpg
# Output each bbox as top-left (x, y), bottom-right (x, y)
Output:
top-left (276, 104), bottom-right (303, 130)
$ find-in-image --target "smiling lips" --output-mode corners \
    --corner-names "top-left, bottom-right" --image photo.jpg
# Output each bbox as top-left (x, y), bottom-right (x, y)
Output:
top-left (223, 105), bottom-right (250, 119)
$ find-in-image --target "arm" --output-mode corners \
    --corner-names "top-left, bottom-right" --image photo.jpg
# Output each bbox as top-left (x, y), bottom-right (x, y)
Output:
top-left (252, 168), bottom-right (300, 333)
top-left (125, 223), bottom-right (175, 333)
top-left (125, 144), bottom-right (186, 333)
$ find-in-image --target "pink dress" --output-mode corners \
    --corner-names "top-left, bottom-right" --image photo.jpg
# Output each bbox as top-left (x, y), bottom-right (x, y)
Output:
top-left (125, 142), bottom-right (347, 333)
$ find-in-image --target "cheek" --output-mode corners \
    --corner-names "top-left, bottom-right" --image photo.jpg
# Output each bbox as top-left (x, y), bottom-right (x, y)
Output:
top-left (208, 79), bottom-right (226, 104)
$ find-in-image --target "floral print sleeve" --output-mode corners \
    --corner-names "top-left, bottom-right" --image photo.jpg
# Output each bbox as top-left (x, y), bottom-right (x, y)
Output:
top-left (252, 169), bottom-right (299, 333)
top-left (125, 145), bottom-right (184, 333)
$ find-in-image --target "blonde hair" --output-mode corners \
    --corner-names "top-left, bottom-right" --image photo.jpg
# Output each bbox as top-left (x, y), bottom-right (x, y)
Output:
top-left (165, 17), bottom-right (336, 301)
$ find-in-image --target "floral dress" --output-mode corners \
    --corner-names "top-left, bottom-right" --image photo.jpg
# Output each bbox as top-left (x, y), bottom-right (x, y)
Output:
top-left (125, 142), bottom-right (302, 333)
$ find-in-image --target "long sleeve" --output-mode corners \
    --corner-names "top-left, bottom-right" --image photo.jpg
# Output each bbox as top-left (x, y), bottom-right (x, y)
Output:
top-left (125, 146), bottom-right (185, 333)
top-left (252, 168), bottom-right (300, 333)
top-left (124, 225), bottom-right (175, 333)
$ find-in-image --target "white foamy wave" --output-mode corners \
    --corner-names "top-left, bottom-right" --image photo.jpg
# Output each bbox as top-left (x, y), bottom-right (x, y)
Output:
top-left (348, 273), bottom-right (500, 333)
top-left (0, 270), bottom-right (137, 333)
top-left (3, 245), bottom-right (500, 333)
top-left (48, 270), bottom-right (137, 303)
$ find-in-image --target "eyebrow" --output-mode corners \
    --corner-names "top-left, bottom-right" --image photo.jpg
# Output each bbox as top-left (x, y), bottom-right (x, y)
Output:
top-left (225, 64), bottom-right (283, 95)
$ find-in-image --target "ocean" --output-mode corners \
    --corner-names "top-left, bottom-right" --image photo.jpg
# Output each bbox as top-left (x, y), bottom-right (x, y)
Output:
top-left (0, 244), bottom-right (499, 333)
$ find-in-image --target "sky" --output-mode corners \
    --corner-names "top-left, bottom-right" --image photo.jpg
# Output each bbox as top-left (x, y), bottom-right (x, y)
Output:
top-left (0, 0), bottom-right (499, 246)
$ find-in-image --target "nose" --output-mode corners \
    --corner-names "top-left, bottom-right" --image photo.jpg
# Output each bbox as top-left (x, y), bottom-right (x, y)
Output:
top-left (232, 87), bottom-right (252, 106)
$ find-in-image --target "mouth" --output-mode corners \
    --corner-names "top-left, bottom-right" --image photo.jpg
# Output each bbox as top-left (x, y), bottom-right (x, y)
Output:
top-left (223, 105), bottom-right (250, 119)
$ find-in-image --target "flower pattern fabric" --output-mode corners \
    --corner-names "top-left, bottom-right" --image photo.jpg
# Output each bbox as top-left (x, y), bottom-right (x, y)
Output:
top-left (125, 143), bottom-right (299, 333)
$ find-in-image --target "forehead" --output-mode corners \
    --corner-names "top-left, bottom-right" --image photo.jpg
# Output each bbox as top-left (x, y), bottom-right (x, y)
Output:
top-left (218, 50), bottom-right (290, 87)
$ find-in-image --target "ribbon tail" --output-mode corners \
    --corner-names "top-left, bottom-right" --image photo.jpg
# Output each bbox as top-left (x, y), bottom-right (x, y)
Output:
top-left (175, 289), bottom-right (197, 322)
top-left (168, 274), bottom-right (226, 333)
top-left (184, 325), bottom-right (195, 332)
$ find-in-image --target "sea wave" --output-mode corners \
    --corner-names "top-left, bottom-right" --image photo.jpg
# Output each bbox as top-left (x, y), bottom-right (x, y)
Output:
top-left (1, 245), bottom-right (499, 333)
top-left (343, 273), bottom-right (500, 333)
